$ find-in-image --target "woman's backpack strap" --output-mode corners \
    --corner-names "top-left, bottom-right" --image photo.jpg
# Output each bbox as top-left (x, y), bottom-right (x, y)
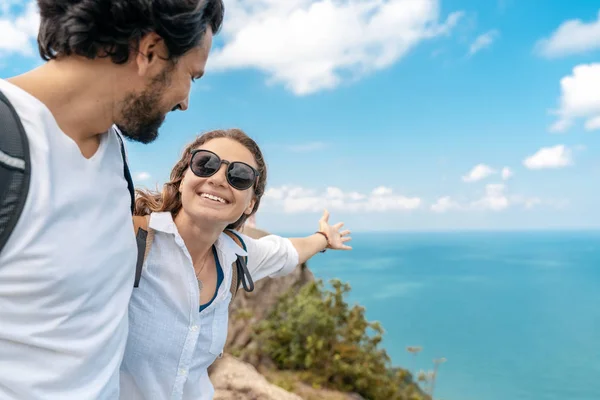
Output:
top-left (224, 230), bottom-right (254, 302)
top-left (132, 215), bottom-right (154, 288)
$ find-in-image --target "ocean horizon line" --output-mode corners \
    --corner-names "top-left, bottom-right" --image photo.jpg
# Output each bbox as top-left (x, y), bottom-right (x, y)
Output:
top-left (268, 227), bottom-right (600, 235)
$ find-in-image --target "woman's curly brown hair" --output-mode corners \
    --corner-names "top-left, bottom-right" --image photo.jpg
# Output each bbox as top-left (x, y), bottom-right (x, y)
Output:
top-left (134, 128), bottom-right (267, 231)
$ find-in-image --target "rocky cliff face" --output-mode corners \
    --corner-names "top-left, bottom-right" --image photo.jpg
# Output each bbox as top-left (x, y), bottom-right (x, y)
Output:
top-left (223, 225), bottom-right (315, 364)
top-left (208, 226), bottom-right (418, 400)
top-left (211, 354), bottom-right (367, 400)
top-left (209, 225), bottom-right (323, 399)
top-left (211, 354), bottom-right (304, 400)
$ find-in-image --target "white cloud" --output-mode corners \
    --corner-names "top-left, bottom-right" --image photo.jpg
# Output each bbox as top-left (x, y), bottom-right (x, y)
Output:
top-left (1, 0), bottom-right (21, 15)
top-left (432, 185), bottom-right (544, 213)
top-left (501, 167), bottom-right (513, 180)
top-left (549, 118), bottom-right (572, 133)
top-left (522, 197), bottom-right (542, 209)
top-left (264, 184), bottom-right (555, 216)
top-left (135, 172), bottom-right (151, 181)
top-left (510, 195), bottom-right (548, 209)
top-left (471, 183), bottom-right (509, 211)
top-left (550, 63), bottom-right (600, 132)
top-left (0, 1), bottom-right (40, 55)
top-left (523, 145), bottom-right (572, 170)
top-left (262, 185), bottom-right (421, 213)
top-left (326, 186), bottom-right (344, 199)
top-left (431, 196), bottom-right (461, 213)
top-left (209, 0), bottom-right (463, 95)
top-left (468, 29), bottom-right (499, 56)
top-left (372, 186), bottom-right (393, 196)
top-left (535, 10), bottom-right (600, 58)
top-left (348, 192), bottom-right (366, 201)
top-left (585, 115), bottom-right (600, 130)
top-left (263, 187), bottom-right (285, 200)
top-left (462, 163), bottom-right (495, 182)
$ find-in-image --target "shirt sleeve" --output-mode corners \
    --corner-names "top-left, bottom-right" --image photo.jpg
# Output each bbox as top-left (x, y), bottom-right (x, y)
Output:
top-left (239, 233), bottom-right (300, 283)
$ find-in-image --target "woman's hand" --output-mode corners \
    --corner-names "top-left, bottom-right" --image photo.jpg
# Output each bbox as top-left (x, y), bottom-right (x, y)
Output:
top-left (318, 209), bottom-right (352, 250)
top-left (288, 210), bottom-right (352, 264)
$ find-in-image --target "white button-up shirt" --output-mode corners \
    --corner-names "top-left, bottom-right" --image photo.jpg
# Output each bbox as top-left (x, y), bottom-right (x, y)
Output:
top-left (119, 212), bottom-right (299, 400)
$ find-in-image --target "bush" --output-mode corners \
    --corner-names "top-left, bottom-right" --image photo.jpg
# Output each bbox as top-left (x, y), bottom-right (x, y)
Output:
top-left (254, 279), bottom-right (430, 400)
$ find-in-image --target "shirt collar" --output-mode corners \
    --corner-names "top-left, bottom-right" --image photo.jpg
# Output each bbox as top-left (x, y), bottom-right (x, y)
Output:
top-left (148, 212), bottom-right (179, 235)
top-left (150, 212), bottom-right (249, 257)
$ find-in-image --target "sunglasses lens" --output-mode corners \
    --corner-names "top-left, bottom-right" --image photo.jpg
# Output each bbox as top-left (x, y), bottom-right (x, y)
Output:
top-left (228, 163), bottom-right (256, 190)
top-left (191, 151), bottom-right (220, 177)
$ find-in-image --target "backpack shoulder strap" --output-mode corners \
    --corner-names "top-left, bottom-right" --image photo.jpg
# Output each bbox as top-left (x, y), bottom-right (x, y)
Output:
top-left (0, 90), bottom-right (31, 256)
top-left (133, 215), bottom-right (153, 287)
top-left (223, 230), bottom-right (254, 302)
top-left (224, 229), bottom-right (248, 262)
top-left (115, 129), bottom-right (135, 214)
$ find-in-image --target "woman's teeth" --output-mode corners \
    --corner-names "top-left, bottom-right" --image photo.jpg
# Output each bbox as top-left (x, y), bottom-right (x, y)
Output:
top-left (200, 193), bottom-right (226, 203)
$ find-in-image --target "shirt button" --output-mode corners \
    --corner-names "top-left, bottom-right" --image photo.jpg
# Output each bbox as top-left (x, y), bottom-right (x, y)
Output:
top-left (179, 368), bottom-right (187, 376)
top-left (191, 325), bottom-right (198, 332)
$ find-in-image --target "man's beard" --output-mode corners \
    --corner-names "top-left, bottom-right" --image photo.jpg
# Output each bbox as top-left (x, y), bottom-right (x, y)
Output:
top-left (117, 69), bottom-right (171, 144)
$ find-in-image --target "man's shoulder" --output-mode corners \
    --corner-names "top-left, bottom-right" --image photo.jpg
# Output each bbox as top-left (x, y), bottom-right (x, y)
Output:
top-left (0, 78), bottom-right (47, 114)
top-left (0, 78), bottom-right (56, 143)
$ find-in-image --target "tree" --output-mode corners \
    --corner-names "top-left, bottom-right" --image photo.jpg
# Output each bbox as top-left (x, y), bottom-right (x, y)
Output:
top-left (254, 279), bottom-right (431, 400)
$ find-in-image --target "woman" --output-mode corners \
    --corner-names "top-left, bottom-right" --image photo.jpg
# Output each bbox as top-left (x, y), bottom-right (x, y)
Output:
top-left (119, 128), bottom-right (352, 400)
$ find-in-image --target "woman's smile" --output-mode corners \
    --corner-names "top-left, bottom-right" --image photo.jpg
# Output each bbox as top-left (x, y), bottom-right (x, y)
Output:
top-left (197, 191), bottom-right (230, 205)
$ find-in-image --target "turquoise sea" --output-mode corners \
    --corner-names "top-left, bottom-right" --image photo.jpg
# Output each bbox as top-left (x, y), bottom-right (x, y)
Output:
top-left (304, 231), bottom-right (600, 400)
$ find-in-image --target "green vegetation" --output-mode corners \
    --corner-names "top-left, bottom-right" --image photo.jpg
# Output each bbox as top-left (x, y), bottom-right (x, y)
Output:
top-left (253, 279), bottom-right (431, 400)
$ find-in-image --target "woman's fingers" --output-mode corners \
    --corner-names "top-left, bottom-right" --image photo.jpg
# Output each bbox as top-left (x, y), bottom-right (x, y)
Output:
top-left (333, 222), bottom-right (344, 231)
top-left (317, 211), bottom-right (353, 251)
top-left (320, 209), bottom-right (330, 224)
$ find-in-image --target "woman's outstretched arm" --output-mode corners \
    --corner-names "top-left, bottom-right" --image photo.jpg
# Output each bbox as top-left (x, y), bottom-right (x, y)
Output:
top-left (239, 210), bottom-right (352, 283)
top-left (289, 209), bottom-right (352, 265)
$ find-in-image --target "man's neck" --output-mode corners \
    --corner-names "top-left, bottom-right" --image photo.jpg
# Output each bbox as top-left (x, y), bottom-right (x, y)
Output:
top-left (8, 57), bottom-right (129, 158)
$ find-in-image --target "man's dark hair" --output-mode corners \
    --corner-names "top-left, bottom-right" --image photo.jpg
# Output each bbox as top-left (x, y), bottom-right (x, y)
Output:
top-left (36, 0), bottom-right (224, 64)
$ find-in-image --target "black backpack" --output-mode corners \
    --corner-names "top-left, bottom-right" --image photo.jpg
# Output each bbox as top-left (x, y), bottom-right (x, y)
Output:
top-left (0, 89), bottom-right (135, 256)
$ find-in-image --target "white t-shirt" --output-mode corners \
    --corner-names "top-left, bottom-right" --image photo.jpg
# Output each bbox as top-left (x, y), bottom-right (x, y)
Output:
top-left (0, 79), bottom-right (137, 399)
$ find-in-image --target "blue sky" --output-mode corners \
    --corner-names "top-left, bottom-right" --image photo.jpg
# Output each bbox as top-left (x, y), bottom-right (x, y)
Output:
top-left (2, 0), bottom-right (599, 232)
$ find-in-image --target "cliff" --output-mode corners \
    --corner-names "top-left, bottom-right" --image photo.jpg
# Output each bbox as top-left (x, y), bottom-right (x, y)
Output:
top-left (208, 226), bottom-right (428, 400)
top-left (224, 225), bottom-right (315, 361)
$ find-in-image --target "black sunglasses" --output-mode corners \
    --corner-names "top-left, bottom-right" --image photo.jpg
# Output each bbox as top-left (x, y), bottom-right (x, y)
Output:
top-left (189, 149), bottom-right (260, 191)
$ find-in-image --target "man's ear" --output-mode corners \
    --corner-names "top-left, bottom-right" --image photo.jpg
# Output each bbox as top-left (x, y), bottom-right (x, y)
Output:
top-left (135, 32), bottom-right (168, 77)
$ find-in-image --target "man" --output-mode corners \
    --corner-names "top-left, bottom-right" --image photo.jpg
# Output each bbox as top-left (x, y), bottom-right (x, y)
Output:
top-left (0, 0), bottom-right (223, 399)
